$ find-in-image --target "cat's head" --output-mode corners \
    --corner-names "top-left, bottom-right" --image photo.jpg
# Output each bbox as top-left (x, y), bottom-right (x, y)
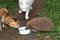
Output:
top-left (19, 0), bottom-right (30, 12)
top-left (7, 16), bottom-right (20, 28)
top-left (0, 7), bottom-right (8, 15)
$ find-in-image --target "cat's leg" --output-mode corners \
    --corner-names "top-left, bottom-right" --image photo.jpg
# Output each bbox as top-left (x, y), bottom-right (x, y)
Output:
top-left (2, 24), bottom-right (5, 28)
top-left (2, 24), bottom-right (7, 31)
top-left (0, 23), bottom-right (3, 32)
top-left (30, 6), bottom-right (32, 9)
top-left (25, 9), bottom-right (30, 19)
top-left (19, 10), bottom-right (22, 13)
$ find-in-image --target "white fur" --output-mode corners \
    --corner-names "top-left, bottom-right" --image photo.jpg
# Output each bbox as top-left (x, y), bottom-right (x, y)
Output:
top-left (19, 0), bottom-right (35, 19)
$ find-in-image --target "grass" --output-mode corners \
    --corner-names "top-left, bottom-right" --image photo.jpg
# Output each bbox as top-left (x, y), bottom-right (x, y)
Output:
top-left (37, 0), bottom-right (60, 40)
top-left (0, 0), bottom-right (18, 10)
top-left (0, 0), bottom-right (60, 40)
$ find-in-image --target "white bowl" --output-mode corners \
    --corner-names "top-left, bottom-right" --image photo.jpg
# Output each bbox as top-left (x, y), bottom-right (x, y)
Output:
top-left (18, 27), bottom-right (31, 35)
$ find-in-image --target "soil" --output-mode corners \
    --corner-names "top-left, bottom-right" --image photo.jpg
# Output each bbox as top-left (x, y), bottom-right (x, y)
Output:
top-left (0, 0), bottom-right (54, 40)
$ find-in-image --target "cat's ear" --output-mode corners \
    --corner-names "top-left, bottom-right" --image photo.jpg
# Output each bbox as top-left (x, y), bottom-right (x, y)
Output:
top-left (12, 17), bottom-right (19, 22)
top-left (0, 8), bottom-right (8, 13)
top-left (3, 8), bottom-right (8, 13)
top-left (12, 17), bottom-right (17, 22)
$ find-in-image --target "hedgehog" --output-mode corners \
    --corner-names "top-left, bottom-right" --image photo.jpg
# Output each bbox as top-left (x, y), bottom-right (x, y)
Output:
top-left (26, 17), bottom-right (53, 32)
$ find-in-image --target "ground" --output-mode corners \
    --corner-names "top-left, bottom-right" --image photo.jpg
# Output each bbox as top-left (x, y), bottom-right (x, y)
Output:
top-left (0, 0), bottom-right (54, 40)
top-left (0, 12), bottom-right (54, 40)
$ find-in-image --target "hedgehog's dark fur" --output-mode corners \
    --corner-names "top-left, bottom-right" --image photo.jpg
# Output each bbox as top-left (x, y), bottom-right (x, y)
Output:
top-left (26, 17), bottom-right (53, 32)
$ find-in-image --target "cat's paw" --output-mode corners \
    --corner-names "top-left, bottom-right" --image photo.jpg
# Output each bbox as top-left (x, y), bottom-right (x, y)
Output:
top-left (30, 7), bottom-right (32, 9)
top-left (19, 10), bottom-right (22, 13)
top-left (25, 16), bottom-right (29, 19)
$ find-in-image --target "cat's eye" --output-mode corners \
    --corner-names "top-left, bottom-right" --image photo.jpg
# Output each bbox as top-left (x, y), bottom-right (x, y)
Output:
top-left (20, 2), bottom-right (22, 5)
top-left (13, 18), bottom-right (17, 22)
top-left (26, 2), bottom-right (28, 5)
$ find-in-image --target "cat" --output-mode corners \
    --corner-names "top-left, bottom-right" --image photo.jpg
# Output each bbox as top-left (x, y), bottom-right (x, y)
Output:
top-left (0, 7), bottom-right (20, 31)
top-left (19, 0), bottom-right (35, 19)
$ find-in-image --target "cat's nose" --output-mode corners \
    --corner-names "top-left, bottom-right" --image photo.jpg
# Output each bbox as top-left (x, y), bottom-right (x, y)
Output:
top-left (25, 8), bottom-right (27, 9)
